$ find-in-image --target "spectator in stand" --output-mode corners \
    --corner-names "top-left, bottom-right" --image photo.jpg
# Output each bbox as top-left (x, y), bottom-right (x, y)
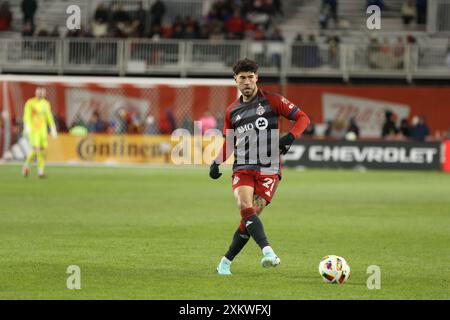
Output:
top-left (326, 34), bottom-right (340, 67)
top-left (87, 111), bottom-right (106, 133)
top-left (401, 0), bottom-right (416, 26)
top-left (112, 4), bottom-right (133, 37)
top-left (0, 1), bottom-right (12, 31)
top-left (133, 1), bottom-right (147, 37)
top-left (211, 0), bottom-right (232, 21)
top-left (128, 110), bottom-right (142, 134)
top-left (171, 23), bottom-right (185, 39)
top-left (198, 24), bottom-right (211, 39)
top-left (210, 24), bottom-right (225, 40)
top-left (267, 26), bottom-right (284, 69)
top-left (406, 34), bottom-right (417, 44)
top-left (323, 0), bottom-right (338, 27)
top-left (381, 110), bottom-right (399, 139)
top-left (345, 117), bottom-right (360, 140)
top-left (367, 0), bottom-right (385, 11)
top-left (305, 34), bottom-right (321, 68)
top-left (394, 36), bottom-right (405, 69)
top-left (184, 24), bottom-right (198, 39)
top-left (21, 0), bottom-right (37, 31)
top-left (399, 118), bottom-right (411, 139)
top-left (92, 3), bottom-right (109, 37)
top-left (268, 26), bottom-right (284, 41)
top-left (180, 112), bottom-right (194, 134)
top-left (272, 0), bottom-right (283, 16)
top-left (94, 2), bottom-right (109, 23)
top-left (294, 33), bottom-right (303, 43)
top-left (143, 115), bottom-right (158, 135)
top-left (246, 0), bottom-right (270, 29)
top-left (159, 108), bottom-right (177, 134)
top-left (150, 0), bottom-right (166, 28)
top-left (253, 24), bottom-right (266, 40)
top-left (319, 1), bottom-right (330, 30)
top-left (226, 8), bottom-right (245, 39)
top-left (410, 115), bottom-right (429, 141)
top-left (50, 26), bottom-right (60, 38)
top-left (446, 45), bottom-right (450, 68)
top-left (325, 120), bottom-right (346, 139)
top-left (416, 0), bottom-right (427, 25)
top-left (183, 16), bottom-right (200, 36)
top-left (148, 24), bottom-right (162, 40)
top-left (324, 120), bottom-right (333, 138)
top-left (197, 111), bottom-right (217, 135)
top-left (54, 113), bottom-right (68, 133)
top-left (21, 20), bottom-right (33, 36)
top-left (114, 108), bottom-right (129, 134)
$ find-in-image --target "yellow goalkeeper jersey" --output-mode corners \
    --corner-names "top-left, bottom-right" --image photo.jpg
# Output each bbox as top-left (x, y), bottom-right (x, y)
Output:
top-left (23, 97), bottom-right (56, 135)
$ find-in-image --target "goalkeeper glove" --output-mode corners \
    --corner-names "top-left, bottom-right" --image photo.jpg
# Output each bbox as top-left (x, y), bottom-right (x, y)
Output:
top-left (23, 124), bottom-right (29, 137)
top-left (279, 132), bottom-right (295, 155)
top-left (50, 126), bottom-right (58, 138)
top-left (209, 161), bottom-right (222, 179)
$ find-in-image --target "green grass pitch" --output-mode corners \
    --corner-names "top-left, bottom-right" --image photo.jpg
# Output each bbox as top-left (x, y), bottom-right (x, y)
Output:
top-left (0, 164), bottom-right (449, 299)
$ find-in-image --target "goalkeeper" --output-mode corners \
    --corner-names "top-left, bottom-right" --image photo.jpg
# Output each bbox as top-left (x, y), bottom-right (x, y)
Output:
top-left (22, 87), bottom-right (58, 178)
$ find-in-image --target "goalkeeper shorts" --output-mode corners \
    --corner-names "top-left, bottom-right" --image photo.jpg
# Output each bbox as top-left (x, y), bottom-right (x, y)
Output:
top-left (28, 132), bottom-right (48, 148)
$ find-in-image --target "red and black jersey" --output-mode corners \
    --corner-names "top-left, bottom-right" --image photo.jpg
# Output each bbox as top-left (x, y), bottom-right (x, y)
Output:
top-left (216, 89), bottom-right (310, 175)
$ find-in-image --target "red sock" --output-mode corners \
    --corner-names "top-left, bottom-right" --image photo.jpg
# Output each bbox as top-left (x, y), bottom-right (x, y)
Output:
top-left (239, 207), bottom-right (256, 233)
top-left (240, 207), bottom-right (256, 219)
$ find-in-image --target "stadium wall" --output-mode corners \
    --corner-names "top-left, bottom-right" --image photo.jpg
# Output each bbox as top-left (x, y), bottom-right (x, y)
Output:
top-left (1, 76), bottom-right (449, 171)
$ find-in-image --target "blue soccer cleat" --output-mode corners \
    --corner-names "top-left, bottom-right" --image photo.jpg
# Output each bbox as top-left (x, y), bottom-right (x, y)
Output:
top-left (216, 258), bottom-right (232, 275)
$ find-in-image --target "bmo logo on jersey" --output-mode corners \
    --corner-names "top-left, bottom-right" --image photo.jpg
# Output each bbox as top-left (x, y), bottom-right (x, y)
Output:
top-left (236, 123), bottom-right (254, 134)
top-left (255, 117), bottom-right (268, 130)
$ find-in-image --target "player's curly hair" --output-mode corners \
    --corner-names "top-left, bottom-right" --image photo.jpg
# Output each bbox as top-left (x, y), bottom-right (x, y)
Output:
top-left (232, 58), bottom-right (258, 75)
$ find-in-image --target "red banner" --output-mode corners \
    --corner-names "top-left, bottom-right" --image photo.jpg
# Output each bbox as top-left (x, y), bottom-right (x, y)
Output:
top-left (3, 80), bottom-right (450, 139)
top-left (444, 140), bottom-right (450, 172)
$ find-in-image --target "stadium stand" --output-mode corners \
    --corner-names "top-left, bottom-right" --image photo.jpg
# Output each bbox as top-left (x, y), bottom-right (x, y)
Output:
top-left (0, 0), bottom-right (449, 81)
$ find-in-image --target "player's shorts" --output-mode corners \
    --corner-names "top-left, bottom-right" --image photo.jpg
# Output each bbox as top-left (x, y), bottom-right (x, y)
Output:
top-left (231, 169), bottom-right (280, 204)
top-left (28, 132), bottom-right (48, 148)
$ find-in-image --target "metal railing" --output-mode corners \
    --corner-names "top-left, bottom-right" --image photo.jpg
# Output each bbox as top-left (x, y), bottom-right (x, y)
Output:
top-left (428, 0), bottom-right (450, 33)
top-left (1, 37), bottom-right (449, 81)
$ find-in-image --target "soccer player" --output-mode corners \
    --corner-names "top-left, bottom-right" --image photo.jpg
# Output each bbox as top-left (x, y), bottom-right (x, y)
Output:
top-left (210, 58), bottom-right (310, 275)
top-left (22, 87), bottom-right (58, 178)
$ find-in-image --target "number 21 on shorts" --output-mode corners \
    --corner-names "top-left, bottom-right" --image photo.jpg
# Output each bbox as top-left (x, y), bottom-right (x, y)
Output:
top-left (262, 177), bottom-right (275, 197)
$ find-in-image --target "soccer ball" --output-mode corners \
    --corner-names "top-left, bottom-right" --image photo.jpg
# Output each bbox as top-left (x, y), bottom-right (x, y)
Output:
top-left (318, 255), bottom-right (351, 284)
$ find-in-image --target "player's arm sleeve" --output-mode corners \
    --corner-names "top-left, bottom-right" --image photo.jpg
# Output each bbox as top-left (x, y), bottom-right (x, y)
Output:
top-left (275, 96), bottom-right (310, 138)
top-left (214, 109), bottom-right (234, 164)
top-left (46, 103), bottom-right (57, 136)
top-left (23, 100), bottom-right (31, 133)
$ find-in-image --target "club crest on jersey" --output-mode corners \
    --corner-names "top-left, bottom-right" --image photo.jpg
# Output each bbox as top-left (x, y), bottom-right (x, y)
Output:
top-left (256, 103), bottom-right (265, 116)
